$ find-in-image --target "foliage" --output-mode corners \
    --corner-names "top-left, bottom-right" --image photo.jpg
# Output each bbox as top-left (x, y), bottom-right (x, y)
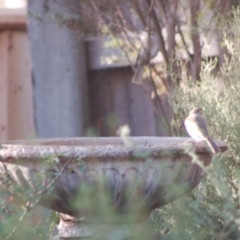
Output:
top-left (154, 6), bottom-right (240, 240)
top-left (0, 160), bottom-right (59, 240)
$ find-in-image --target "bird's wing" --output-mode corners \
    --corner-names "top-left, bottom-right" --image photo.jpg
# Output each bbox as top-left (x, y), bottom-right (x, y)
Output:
top-left (188, 114), bottom-right (209, 137)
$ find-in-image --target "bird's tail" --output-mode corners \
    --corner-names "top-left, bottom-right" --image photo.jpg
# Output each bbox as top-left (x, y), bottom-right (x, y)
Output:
top-left (206, 137), bottom-right (221, 154)
top-left (131, 63), bottom-right (144, 84)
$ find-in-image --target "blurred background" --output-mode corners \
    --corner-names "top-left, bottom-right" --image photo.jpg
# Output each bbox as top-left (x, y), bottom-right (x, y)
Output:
top-left (0, 0), bottom-right (172, 143)
top-left (0, 0), bottom-right (233, 143)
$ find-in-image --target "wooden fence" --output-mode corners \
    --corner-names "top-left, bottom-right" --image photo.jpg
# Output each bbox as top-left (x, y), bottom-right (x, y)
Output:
top-left (0, 8), bottom-right (34, 141)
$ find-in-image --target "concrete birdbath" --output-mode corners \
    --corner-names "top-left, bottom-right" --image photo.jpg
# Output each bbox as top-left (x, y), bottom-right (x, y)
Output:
top-left (0, 137), bottom-right (227, 239)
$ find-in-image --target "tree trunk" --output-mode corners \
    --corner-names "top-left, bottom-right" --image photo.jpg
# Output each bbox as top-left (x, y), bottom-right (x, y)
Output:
top-left (27, 0), bottom-right (89, 137)
top-left (190, 0), bottom-right (201, 81)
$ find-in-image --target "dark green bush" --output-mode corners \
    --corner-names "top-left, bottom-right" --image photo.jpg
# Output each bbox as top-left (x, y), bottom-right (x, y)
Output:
top-left (155, 7), bottom-right (240, 240)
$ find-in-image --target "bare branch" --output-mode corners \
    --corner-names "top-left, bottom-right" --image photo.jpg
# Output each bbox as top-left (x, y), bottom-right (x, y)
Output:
top-left (148, 65), bottom-right (172, 133)
top-left (154, 0), bottom-right (167, 26)
top-left (177, 21), bottom-right (193, 61)
top-left (146, 0), bottom-right (169, 64)
top-left (131, 0), bottom-right (147, 26)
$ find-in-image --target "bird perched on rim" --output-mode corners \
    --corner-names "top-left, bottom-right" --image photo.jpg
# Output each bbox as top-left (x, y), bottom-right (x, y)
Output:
top-left (131, 29), bottom-right (160, 84)
top-left (184, 108), bottom-right (220, 154)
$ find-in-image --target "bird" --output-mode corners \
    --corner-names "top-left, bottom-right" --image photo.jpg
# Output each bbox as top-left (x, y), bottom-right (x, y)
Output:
top-left (131, 30), bottom-right (160, 84)
top-left (184, 108), bottom-right (220, 154)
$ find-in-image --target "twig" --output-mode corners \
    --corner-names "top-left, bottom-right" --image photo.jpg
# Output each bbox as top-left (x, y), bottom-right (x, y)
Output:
top-left (176, 20), bottom-right (193, 61)
top-left (35, 153), bottom-right (75, 200)
top-left (146, 0), bottom-right (169, 65)
top-left (151, 64), bottom-right (170, 93)
top-left (131, 0), bottom-right (147, 26)
top-left (52, 0), bottom-right (97, 21)
top-left (112, 0), bottom-right (142, 54)
top-left (146, 0), bottom-right (174, 91)
top-left (89, 0), bottom-right (139, 70)
top-left (148, 65), bottom-right (172, 134)
top-left (114, 17), bottom-right (139, 53)
top-left (113, 0), bottom-right (134, 31)
top-left (148, 0), bottom-right (155, 14)
top-left (154, 0), bottom-right (167, 25)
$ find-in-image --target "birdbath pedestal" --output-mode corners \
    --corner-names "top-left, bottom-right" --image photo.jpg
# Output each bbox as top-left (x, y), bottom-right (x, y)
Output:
top-left (0, 137), bottom-right (227, 240)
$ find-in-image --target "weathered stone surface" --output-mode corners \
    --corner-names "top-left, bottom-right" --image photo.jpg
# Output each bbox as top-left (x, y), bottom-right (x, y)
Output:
top-left (0, 137), bottom-right (227, 223)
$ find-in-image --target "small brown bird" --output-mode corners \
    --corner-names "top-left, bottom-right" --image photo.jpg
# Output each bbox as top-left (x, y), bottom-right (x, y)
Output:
top-left (184, 108), bottom-right (220, 154)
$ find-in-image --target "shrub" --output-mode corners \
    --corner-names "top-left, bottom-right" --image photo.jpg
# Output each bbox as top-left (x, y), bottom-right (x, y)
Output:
top-left (154, 7), bottom-right (240, 240)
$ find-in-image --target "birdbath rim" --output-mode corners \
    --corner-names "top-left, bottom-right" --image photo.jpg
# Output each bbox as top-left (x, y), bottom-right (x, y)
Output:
top-left (0, 137), bottom-right (227, 162)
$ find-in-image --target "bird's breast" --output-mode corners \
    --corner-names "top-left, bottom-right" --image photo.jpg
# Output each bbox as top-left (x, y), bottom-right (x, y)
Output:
top-left (184, 119), bottom-right (205, 141)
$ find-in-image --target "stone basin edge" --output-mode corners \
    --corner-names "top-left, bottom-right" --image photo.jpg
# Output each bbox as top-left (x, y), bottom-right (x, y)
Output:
top-left (0, 137), bottom-right (228, 162)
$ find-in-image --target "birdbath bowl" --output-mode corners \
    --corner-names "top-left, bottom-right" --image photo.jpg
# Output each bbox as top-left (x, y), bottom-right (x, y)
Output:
top-left (0, 137), bottom-right (227, 239)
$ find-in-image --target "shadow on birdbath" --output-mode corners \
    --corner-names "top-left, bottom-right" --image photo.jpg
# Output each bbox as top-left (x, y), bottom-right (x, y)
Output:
top-left (0, 137), bottom-right (227, 239)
